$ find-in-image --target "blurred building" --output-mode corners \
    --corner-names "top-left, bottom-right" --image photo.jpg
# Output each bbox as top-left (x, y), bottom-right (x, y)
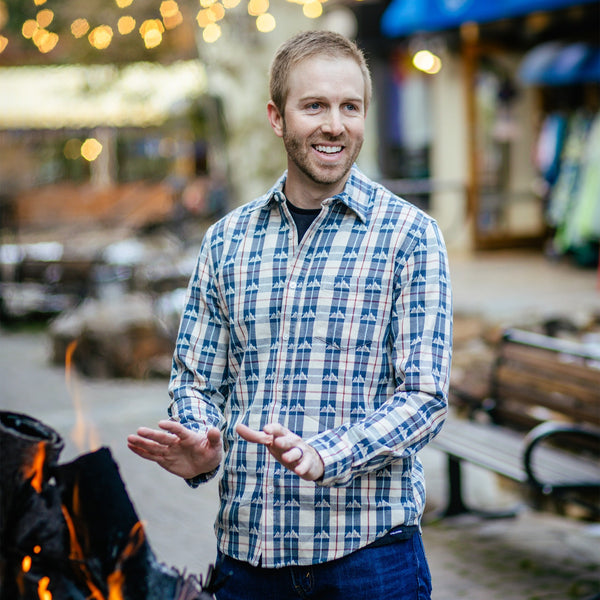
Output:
top-left (355, 0), bottom-right (599, 260)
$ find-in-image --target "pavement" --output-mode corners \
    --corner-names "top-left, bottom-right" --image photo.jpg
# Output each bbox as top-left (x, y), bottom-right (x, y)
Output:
top-left (1, 248), bottom-right (599, 599)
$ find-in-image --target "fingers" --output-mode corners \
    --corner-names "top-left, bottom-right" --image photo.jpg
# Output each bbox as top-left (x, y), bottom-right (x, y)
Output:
top-left (133, 425), bottom-right (179, 447)
top-left (236, 423), bottom-right (274, 445)
top-left (206, 426), bottom-right (223, 448)
top-left (237, 422), bottom-right (323, 481)
top-left (282, 445), bottom-right (304, 463)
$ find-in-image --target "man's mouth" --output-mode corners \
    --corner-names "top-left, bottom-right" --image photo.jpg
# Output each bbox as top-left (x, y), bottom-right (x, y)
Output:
top-left (314, 144), bottom-right (343, 154)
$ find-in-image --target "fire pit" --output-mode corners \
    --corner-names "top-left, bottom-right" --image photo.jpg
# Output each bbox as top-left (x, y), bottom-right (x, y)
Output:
top-left (0, 411), bottom-right (220, 600)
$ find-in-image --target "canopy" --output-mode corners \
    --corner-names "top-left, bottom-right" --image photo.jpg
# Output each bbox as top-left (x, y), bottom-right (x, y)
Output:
top-left (519, 42), bottom-right (600, 84)
top-left (382, 0), bottom-right (599, 38)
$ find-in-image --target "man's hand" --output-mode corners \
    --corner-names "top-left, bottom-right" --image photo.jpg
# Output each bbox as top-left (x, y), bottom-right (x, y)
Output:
top-left (127, 420), bottom-right (222, 480)
top-left (236, 422), bottom-right (324, 481)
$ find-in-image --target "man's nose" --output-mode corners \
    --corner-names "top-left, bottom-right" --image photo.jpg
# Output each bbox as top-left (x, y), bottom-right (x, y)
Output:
top-left (321, 109), bottom-right (344, 136)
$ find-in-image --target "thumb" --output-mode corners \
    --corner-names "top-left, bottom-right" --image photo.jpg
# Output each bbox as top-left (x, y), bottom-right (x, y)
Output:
top-left (206, 427), bottom-right (222, 447)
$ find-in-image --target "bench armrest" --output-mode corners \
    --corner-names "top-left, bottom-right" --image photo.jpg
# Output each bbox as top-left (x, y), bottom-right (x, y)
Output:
top-left (523, 421), bottom-right (600, 491)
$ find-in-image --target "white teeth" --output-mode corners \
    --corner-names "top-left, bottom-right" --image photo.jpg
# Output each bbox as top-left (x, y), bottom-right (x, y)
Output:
top-left (315, 145), bottom-right (342, 154)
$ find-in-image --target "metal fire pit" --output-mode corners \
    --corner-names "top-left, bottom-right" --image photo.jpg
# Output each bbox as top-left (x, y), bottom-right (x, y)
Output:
top-left (0, 411), bottom-right (220, 600)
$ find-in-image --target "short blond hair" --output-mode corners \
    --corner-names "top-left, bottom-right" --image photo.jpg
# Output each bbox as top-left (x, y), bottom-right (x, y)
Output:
top-left (269, 30), bottom-right (372, 115)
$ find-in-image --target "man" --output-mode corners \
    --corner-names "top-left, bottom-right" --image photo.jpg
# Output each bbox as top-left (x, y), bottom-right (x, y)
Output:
top-left (128, 30), bottom-right (452, 599)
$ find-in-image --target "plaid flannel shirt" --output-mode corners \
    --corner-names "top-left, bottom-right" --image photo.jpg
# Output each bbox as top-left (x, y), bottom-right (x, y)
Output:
top-left (168, 165), bottom-right (453, 568)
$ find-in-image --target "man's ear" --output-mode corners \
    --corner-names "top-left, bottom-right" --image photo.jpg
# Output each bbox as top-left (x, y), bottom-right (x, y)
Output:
top-left (267, 100), bottom-right (284, 138)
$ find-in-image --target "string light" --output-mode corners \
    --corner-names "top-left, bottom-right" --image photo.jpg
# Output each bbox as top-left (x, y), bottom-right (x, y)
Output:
top-left (71, 18), bottom-right (90, 39)
top-left (256, 13), bottom-right (275, 32)
top-left (0, 0), bottom-right (338, 55)
top-left (88, 25), bottom-right (113, 50)
top-left (412, 50), bottom-right (442, 75)
top-left (202, 22), bottom-right (221, 43)
top-left (248, 0), bottom-right (269, 17)
top-left (117, 16), bottom-right (136, 35)
top-left (139, 19), bottom-right (164, 49)
top-left (36, 9), bottom-right (54, 28)
top-left (303, 1), bottom-right (323, 19)
top-left (81, 138), bottom-right (103, 161)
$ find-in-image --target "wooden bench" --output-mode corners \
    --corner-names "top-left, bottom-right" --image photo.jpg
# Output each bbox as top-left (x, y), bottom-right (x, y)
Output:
top-left (430, 328), bottom-right (600, 520)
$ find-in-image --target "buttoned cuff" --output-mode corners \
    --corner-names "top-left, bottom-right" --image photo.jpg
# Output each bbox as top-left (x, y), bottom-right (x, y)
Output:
top-left (307, 430), bottom-right (355, 487)
top-left (185, 466), bottom-right (220, 488)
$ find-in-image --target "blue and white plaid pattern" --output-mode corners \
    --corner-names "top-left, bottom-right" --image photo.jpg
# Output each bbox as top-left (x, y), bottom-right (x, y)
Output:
top-left (168, 165), bottom-right (452, 568)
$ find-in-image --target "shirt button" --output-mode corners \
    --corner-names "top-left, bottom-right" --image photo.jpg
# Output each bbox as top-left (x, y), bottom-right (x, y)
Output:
top-left (288, 280), bottom-right (296, 289)
top-left (267, 486), bottom-right (274, 494)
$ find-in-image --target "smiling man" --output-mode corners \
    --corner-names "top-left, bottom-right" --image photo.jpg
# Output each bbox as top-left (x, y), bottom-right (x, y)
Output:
top-left (128, 30), bottom-right (452, 600)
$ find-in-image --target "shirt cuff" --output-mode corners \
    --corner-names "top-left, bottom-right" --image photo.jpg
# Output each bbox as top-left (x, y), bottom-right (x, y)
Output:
top-left (185, 466), bottom-right (220, 488)
top-left (307, 430), bottom-right (355, 487)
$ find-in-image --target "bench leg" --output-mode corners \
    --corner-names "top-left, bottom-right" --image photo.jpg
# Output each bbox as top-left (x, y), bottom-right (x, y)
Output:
top-left (443, 455), bottom-right (471, 517)
top-left (436, 454), bottom-right (520, 520)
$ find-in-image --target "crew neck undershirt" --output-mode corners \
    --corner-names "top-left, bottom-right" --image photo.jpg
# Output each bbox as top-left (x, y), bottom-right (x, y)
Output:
top-left (286, 198), bottom-right (321, 241)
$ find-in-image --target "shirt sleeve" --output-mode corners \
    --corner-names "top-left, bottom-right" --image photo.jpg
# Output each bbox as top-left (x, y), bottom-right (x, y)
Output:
top-left (167, 229), bottom-right (230, 486)
top-left (307, 218), bottom-right (453, 487)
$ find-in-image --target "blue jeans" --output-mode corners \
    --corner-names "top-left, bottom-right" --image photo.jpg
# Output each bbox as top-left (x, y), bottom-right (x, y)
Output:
top-left (214, 533), bottom-right (432, 600)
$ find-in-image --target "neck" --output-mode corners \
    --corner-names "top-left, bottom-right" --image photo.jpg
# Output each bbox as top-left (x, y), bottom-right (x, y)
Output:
top-left (283, 169), bottom-right (349, 210)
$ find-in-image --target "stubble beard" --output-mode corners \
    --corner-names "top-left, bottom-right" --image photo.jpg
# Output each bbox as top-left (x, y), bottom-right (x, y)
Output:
top-left (282, 121), bottom-right (362, 187)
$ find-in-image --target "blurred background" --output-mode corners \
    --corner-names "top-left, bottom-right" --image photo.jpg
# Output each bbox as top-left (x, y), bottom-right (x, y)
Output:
top-left (0, 0), bottom-right (598, 340)
top-left (0, 2), bottom-right (599, 598)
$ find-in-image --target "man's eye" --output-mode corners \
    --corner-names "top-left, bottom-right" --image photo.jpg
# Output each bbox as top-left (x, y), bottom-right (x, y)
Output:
top-left (345, 104), bottom-right (358, 111)
top-left (308, 103), bottom-right (320, 110)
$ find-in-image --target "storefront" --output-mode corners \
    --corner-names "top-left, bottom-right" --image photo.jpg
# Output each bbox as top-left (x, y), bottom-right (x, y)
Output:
top-left (377, 0), bottom-right (599, 257)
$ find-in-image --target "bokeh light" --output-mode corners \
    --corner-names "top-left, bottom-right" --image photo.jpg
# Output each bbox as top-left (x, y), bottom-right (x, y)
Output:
top-left (202, 22), bottom-right (221, 43)
top-left (64, 139), bottom-right (82, 160)
top-left (118, 16), bottom-right (136, 35)
top-left (256, 13), bottom-right (275, 32)
top-left (81, 138), bottom-right (103, 161)
top-left (36, 9), bottom-right (54, 28)
top-left (88, 25), bottom-right (113, 50)
top-left (22, 20), bottom-right (38, 39)
top-left (303, 1), bottom-right (323, 19)
top-left (71, 18), bottom-right (90, 38)
top-left (412, 50), bottom-right (442, 74)
top-left (248, 0), bottom-right (269, 17)
top-left (140, 19), bottom-right (165, 48)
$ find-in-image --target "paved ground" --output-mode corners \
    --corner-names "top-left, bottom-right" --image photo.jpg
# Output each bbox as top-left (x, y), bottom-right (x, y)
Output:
top-left (1, 249), bottom-right (599, 599)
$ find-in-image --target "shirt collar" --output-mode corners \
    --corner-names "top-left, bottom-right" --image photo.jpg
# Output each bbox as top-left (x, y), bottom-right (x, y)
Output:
top-left (251, 164), bottom-right (373, 223)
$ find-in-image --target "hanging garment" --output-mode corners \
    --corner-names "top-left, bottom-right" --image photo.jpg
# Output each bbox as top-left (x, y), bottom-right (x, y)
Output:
top-left (535, 112), bottom-right (567, 185)
top-left (565, 110), bottom-right (600, 245)
top-left (547, 111), bottom-right (593, 237)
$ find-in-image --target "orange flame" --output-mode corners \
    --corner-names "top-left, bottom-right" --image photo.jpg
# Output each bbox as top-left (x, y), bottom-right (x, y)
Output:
top-left (22, 555), bottom-right (32, 573)
top-left (38, 576), bottom-right (52, 600)
top-left (23, 441), bottom-right (46, 493)
top-left (60, 502), bottom-right (105, 600)
top-left (107, 521), bottom-right (146, 600)
top-left (65, 340), bottom-right (101, 452)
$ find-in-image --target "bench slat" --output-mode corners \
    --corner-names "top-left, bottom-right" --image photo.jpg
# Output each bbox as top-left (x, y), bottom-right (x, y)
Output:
top-left (432, 417), bottom-right (600, 487)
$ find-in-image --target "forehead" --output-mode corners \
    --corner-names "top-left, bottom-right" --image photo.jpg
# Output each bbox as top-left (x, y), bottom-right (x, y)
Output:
top-left (286, 55), bottom-right (365, 101)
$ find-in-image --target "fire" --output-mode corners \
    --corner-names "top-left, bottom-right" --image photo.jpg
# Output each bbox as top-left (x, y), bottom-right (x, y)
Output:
top-left (22, 555), bottom-right (32, 572)
top-left (38, 576), bottom-right (52, 600)
top-left (59, 490), bottom-right (147, 600)
top-left (107, 521), bottom-right (146, 600)
top-left (64, 340), bottom-right (101, 452)
top-left (22, 554), bottom-right (53, 599)
top-left (23, 441), bottom-right (46, 493)
top-left (60, 502), bottom-right (105, 600)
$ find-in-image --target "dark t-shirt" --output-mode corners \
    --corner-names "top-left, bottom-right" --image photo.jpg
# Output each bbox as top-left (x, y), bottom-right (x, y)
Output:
top-left (287, 199), bottom-right (321, 241)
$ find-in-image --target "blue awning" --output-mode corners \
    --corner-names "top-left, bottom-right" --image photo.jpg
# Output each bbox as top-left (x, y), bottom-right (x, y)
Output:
top-left (518, 42), bottom-right (600, 85)
top-left (382, 0), bottom-right (599, 38)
